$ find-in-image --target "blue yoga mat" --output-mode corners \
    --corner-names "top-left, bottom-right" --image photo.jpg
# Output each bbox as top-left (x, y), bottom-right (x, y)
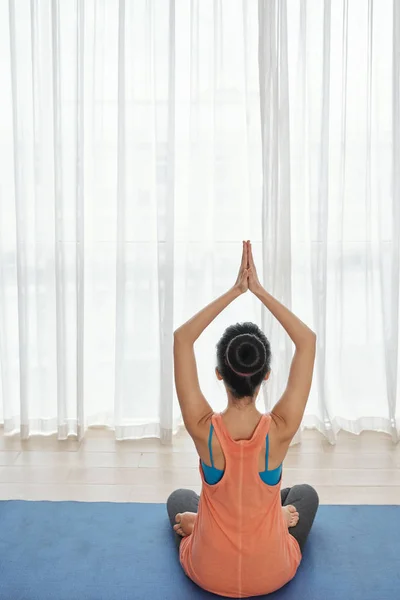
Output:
top-left (0, 501), bottom-right (399, 600)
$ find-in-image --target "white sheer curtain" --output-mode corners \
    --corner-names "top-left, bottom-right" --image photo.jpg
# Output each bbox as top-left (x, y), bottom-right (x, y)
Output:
top-left (0, 0), bottom-right (262, 440)
top-left (0, 0), bottom-right (399, 444)
top-left (259, 0), bottom-right (400, 442)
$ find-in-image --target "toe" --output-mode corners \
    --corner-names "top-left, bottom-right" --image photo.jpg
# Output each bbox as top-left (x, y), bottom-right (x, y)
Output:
top-left (175, 513), bottom-right (182, 524)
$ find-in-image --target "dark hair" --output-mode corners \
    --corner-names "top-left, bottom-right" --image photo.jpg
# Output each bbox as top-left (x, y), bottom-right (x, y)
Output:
top-left (216, 322), bottom-right (271, 400)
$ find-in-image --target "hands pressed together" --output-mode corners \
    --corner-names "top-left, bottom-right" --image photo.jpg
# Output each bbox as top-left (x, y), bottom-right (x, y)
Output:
top-left (234, 240), bottom-right (263, 295)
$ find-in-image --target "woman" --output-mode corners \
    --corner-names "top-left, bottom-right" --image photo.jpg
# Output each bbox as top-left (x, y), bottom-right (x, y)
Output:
top-left (167, 240), bottom-right (318, 598)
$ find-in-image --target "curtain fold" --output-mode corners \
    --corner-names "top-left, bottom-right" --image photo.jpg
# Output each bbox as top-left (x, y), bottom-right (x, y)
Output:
top-left (258, 0), bottom-right (294, 421)
top-left (389, 0), bottom-right (400, 441)
top-left (312, 0), bottom-right (333, 440)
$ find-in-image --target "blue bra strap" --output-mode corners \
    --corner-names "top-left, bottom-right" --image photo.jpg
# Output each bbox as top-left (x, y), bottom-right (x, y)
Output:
top-left (208, 423), bottom-right (215, 468)
top-left (207, 424), bottom-right (270, 472)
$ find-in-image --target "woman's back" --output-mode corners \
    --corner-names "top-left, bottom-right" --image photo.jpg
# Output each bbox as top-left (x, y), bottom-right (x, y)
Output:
top-left (194, 407), bottom-right (287, 475)
top-left (180, 413), bottom-right (301, 599)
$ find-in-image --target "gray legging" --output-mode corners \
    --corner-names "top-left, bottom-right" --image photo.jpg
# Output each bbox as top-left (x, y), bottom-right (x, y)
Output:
top-left (167, 484), bottom-right (319, 553)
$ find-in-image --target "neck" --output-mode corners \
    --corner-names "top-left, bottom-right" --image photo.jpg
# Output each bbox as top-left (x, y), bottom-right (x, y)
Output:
top-left (225, 394), bottom-right (260, 414)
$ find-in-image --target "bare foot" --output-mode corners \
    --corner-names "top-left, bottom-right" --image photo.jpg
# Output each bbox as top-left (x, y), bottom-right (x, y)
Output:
top-left (282, 505), bottom-right (299, 528)
top-left (173, 512), bottom-right (197, 537)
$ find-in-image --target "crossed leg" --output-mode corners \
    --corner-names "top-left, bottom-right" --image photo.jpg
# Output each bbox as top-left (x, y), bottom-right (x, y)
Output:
top-left (167, 484), bottom-right (319, 552)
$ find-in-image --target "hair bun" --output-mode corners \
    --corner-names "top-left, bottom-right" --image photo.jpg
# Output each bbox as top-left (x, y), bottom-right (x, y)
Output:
top-left (225, 333), bottom-right (267, 377)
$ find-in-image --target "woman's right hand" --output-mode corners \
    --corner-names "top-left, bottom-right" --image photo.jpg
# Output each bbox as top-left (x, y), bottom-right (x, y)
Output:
top-left (246, 241), bottom-right (263, 294)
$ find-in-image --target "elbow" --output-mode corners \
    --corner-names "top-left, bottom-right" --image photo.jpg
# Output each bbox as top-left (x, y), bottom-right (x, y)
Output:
top-left (173, 329), bottom-right (182, 344)
top-left (174, 332), bottom-right (196, 348)
top-left (311, 332), bottom-right (317, 350)
top-left (308, 331), bottom-right (317, 351)
top-left (174, 328), bottom-right (190, 344)
top-left (296, 330), bottom-right (316, 350)
top-left (307, 331), bottom-right (317, 345)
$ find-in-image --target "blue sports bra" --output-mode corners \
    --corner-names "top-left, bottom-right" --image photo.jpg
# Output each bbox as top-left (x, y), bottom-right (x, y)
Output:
top-left (201, 424), bottom-right (282, 486)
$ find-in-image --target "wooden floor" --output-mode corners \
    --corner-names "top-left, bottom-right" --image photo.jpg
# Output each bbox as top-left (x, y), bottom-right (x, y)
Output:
top-left (0, 427), bottom-right (399, 504)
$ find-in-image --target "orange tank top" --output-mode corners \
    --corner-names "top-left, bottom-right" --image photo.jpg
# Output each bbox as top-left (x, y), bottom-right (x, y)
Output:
top-left (179, 412), bottom-right (302, 598)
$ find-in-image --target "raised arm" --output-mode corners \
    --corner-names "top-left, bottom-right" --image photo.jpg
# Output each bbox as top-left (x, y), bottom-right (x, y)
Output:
top-left (247, 241), bottom-right (316, 441)
top-left (173, 242), bottom-right (250, 437)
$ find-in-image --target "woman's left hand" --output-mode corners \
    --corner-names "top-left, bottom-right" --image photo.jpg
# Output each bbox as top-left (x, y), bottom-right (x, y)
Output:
top-left (233, 241), bottom-right (250, 294)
